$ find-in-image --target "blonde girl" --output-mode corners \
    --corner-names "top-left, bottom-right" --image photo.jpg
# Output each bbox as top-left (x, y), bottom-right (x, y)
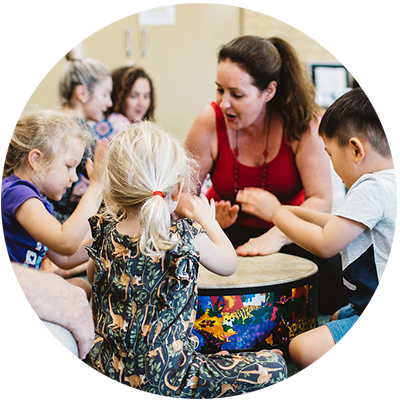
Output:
top-left (85, 121), bottom-right (286, 397)
top-left (2, 110), bottom-right (107, 295)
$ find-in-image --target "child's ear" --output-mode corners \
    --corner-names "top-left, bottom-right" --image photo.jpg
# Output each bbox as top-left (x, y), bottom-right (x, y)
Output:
top-left (171, 178), bottom-right (185, 201)
top-left (27, 149), bottom-right (43, 170)
top-left (349, 137), bottom-right (366, 163)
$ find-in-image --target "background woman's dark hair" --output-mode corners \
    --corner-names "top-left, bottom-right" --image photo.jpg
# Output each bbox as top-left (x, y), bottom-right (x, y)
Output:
top-left (108, 66), bottom-right (155, 121)
top-left (218, 35), bottom-right (319, 142)
top-left (319, 88), bottom-right (391, 157)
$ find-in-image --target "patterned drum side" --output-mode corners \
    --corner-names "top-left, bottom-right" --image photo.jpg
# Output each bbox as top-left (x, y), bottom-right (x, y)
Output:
top-left (194, 254), bottom-right (319, 354)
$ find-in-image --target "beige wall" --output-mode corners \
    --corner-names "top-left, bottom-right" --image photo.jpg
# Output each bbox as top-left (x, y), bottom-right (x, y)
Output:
top-left (1, 3), bottom-right (240, 140)
top-left (1, 3), bottom-right (344, 140)
top-left (1, 3), bottom-right (65, 122)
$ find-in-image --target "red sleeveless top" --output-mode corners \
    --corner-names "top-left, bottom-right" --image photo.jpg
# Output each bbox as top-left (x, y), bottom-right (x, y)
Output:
top-left (206, 102), bottom-right (305, 229)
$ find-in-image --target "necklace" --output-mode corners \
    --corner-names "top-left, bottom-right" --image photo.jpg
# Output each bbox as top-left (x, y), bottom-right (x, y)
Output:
top-left (233, 109), bottom-right (271, 194)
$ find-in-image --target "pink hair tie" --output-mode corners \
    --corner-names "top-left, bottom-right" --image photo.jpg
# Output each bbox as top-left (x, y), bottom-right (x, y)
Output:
top-left (152, 191), bottom-right (166, 198)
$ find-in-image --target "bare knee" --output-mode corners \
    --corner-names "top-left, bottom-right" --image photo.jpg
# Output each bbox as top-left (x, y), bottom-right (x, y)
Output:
top-left (289, 334), bottom-right (311, 371)
top-left (289, 326), bottom-right (335, 370)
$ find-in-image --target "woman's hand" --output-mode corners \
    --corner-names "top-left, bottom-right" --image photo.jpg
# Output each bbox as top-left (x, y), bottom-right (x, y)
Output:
top-left (236, 226), bottom-right (292, 256)
top-left (215, 200), bottom-right (240, 229)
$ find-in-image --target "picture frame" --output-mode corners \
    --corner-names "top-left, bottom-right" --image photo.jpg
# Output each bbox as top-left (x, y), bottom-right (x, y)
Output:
top-left (310, 62), bottom-right (351, 108)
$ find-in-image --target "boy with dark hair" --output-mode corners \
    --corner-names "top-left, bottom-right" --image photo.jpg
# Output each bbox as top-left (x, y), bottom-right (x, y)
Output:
top-left (237, 88), bottom-right (397, 398)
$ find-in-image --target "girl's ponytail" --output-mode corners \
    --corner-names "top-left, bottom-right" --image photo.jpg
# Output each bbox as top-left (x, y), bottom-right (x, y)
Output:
top-left (139, 191), bottom-right (176, 257)
top-left (102, 121), bottom-right (197, 258)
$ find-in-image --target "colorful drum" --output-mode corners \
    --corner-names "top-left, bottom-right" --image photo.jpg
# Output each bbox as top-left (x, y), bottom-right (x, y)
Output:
top-left (194, 253), bottom-right (318, 354)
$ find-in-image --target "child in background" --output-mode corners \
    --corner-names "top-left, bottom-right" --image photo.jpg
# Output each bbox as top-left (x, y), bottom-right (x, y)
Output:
top-left (2, 110), bottom-right (107, 297)
top-left (85, 121), bottom-right (287, 397)
top-left (237, 88), bottom-right (396, 369)
top-left (90, 66), bottom-right (155, 141)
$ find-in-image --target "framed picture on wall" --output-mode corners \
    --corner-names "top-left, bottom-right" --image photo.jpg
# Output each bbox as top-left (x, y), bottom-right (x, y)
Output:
top-left (310, 63), bottom-right (351, 108)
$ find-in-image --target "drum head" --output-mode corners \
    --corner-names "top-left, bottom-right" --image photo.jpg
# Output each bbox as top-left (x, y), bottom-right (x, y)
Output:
top-left (198, 253), bottom-right (318, 290)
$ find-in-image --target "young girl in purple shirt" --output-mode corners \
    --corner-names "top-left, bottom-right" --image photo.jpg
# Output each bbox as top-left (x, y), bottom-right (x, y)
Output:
top-left (2, 109), bottom-right (107, 296)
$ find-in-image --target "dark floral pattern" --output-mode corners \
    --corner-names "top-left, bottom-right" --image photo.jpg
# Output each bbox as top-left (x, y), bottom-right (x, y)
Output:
top-left (84, 216), bottom-right (287, 397)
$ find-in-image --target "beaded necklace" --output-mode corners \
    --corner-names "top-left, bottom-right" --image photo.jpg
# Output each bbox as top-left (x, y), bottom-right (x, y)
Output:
top-left (233, 109), bottom-right (271, 194)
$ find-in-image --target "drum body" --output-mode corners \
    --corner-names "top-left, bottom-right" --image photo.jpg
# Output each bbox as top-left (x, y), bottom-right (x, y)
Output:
top-left (194, 254), bottom-right (318, 353)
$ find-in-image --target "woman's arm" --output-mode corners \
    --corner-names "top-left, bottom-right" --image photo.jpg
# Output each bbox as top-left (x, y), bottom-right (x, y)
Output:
top-left (184, 105), bottom-right (242, 227)
top-left (184, 104), bottom-right (218, 193)
top-left (12, 263), bottom-right (94, 359)
top-left (292, 118), bottom-right (333, 213)
top-left (176, 105), bottom-right (218, 218)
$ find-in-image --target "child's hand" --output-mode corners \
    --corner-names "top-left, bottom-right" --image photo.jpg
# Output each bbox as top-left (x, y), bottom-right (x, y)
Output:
top-left (236, 187), bottom-right (281, 222)
top-left (182, 194), bottom-right (216, 227)
top-left (85, 138), bottom-right (109, 184)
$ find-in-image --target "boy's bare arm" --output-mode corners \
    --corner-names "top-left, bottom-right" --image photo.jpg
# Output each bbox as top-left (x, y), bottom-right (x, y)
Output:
top-left (284, 206), bottom-right (335, 228)
top-left (273, 206), bottom-right (366, 258)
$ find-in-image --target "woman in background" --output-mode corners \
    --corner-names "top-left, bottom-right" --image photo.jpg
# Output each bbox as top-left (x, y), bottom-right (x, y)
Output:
top-left (43, 45), bottom-right (112, 278)
top-left (91, 66), bottom-right (155, 139)
top-left (50, 44), bottom-right (112, 222)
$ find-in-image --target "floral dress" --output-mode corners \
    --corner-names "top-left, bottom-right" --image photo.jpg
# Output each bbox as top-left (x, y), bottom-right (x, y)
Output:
top-left (84, 216), bottom-right (287, 398)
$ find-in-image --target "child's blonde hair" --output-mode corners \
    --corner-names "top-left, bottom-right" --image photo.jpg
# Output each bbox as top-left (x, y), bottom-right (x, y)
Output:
top-left (102, 120), bottom-right (197, 257)
top-left (3, 110), bottom-right (94, 180)
top-left (59, 44), bottom-right (110, 107)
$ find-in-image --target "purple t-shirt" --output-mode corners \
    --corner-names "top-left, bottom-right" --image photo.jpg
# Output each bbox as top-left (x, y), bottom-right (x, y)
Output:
top-left (2, 174), bottom-right (53, 269)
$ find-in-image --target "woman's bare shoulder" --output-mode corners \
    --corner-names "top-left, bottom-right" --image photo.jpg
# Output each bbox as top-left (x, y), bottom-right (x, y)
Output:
top-left (192, 103), bottom-right (217, 133)
top-left (291, 116), bottom-right (321, 154)
top-left (186, 103), bottom-right (217, 146)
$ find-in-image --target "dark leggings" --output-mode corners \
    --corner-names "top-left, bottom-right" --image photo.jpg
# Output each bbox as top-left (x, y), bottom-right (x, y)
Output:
top-left (224, 224), bottom-right (347, 315)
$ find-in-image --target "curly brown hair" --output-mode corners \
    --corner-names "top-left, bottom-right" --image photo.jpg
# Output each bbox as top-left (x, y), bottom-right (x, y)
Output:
top-left (108, 66), bottom-right (155, 121)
